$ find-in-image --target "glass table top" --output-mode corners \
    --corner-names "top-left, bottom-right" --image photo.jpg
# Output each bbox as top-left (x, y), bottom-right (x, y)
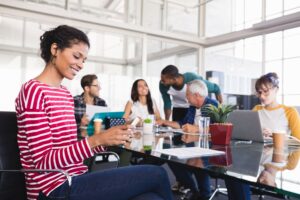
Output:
top-left (121, 129), bottom-right (300, 198)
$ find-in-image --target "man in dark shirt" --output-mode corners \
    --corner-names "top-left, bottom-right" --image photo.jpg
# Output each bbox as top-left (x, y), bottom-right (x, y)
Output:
top-left (74, 74), bottom-right (107, 140)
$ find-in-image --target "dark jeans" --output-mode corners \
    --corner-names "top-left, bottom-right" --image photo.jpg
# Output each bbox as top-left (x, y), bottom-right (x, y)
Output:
top-left (39, 165), bottom-right (173, 200)
top-left (225, 179), bottom-right (251, 200)
top-left (172, 107), bottom-right (189, 121)
top-left (169, 162), bottom-right (211, 198)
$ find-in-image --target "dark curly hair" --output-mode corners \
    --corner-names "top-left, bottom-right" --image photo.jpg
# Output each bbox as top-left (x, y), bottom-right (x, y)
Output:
top-left (40, 25), bottom-right (90, 63)
top-left (131, 79), bottom-right (154, 115)
top-left (161, 65), bottom-right (180, 78)
top-left (255, 72), bottom-right (279, 91)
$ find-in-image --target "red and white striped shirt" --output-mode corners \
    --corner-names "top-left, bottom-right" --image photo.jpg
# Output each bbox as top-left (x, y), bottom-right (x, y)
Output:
top-left (15, 79), bottom-right (105, 200)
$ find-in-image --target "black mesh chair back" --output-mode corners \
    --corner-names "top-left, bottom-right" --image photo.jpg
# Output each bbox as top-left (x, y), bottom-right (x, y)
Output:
top-left (0, 111), bottom-right (27, 200)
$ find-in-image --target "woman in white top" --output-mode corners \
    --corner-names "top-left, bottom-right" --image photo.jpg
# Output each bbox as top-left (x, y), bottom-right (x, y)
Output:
top-left (123, 79), bottom-right (161, 124)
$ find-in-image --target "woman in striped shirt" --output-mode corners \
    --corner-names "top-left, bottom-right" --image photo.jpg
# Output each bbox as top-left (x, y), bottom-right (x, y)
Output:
top-left (15, 25), bottom-right (173, 200)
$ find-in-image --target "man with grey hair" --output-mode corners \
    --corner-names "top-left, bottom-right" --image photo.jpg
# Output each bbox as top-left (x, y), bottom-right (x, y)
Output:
top-left (156, 79), bottom-right (218, 130)
top-left (156, 80), bottom-right (218, 200)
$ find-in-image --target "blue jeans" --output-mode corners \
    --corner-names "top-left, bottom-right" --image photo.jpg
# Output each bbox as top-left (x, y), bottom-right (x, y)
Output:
top-left (225, 179), bottom-right (251, 200)
top-left (169, 162), bottom-right (211, 198)
top-left (42, 165), bottom-right (173, 200)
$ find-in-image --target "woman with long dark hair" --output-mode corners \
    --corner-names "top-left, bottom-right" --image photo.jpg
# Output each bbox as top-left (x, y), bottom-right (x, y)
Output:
top-left (123, 79), bottom-right (161, 124)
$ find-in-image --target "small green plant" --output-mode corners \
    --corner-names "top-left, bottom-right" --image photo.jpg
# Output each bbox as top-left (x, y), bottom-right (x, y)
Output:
top-left (203, 104), bottom-right (234, 123)
top-left (144, 118), bottom-right (152, 123)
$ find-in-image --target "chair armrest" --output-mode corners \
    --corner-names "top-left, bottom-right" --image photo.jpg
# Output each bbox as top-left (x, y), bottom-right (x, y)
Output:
top-left (97, 151), bottom-right (120, 165)
top-left (0, 169), bottom-right (72, 187)
top-left (88, 151), bottom-right (120, 172)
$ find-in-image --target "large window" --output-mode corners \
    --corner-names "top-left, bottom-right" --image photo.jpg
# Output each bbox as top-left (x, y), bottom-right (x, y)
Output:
top-left (205, 36), bottom-right (262, 96)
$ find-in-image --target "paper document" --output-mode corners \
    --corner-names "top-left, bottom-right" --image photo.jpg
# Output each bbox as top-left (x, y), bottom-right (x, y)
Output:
top-left (154, 147), bottom-right (225, 159)
top-left (86, 104), bottom-right (109, 120)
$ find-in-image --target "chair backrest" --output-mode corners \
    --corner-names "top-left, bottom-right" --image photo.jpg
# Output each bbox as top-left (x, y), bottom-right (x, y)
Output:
top-left (0, 111), bottom-right (27, 200)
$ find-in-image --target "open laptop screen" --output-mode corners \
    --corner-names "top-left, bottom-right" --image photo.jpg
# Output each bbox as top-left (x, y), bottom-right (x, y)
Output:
top-left (226, 110), bottom-right (265, 143)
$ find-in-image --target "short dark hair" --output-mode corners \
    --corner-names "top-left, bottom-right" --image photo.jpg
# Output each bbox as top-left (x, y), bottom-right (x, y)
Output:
top-left (161, 65), bottom-right (180, 77)
top-left (131, 79), bottom-right (154, 115)
top-left (40, 25), bottom-right (90, 63)
top-left (81, 74), bottom-right (98, 89)
top-left (255, 72), bottom-right (279, 91)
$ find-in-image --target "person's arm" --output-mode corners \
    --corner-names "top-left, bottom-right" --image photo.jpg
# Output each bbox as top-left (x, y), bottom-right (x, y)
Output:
top-left (286, 107), bottom-right (300, 139)
top-left (152, 99), bottom-right (162, 121)
top-left (164, 109), bottom-right (172, 121)
top-left (216, 94), bottom-right (223, 104)
top-left (156, 119), bottom-right (180, 129)
top-left (19, 109), bottom-right (95, 169)
top-left (202, 79), bottom-right (222, 103)
top-left (87, 125), bottom-right (131, 148)
top-left (123, 101), bottom-right (132, 120)
top-left (159, 82), bottom-right (172, 120)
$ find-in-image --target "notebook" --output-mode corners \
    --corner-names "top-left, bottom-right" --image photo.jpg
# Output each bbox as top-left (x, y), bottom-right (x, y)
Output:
top-left (226, 110), bottom-right (271, 143)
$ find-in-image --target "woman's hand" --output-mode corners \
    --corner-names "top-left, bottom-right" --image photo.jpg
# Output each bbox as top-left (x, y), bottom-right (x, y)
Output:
top-left (88, 125), bottom-right (132, 148)
top-left (80, 114), bottom-right (90, 126)
top-left (155, 119), bottom-right (165, 126)
top-left (182, 124), bottom-right (199, 133)
top-left (181, 134), bottom-right (199, 143)
top-left (262, 128), bottom-right (272, 138)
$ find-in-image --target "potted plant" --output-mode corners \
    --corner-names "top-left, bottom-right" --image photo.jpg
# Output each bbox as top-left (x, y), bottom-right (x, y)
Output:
top-left (203, 104), bottom-right (234, 145)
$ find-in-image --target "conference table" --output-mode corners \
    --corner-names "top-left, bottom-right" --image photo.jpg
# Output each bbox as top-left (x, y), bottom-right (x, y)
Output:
top-left (119, 129), bottom-right (300, 199)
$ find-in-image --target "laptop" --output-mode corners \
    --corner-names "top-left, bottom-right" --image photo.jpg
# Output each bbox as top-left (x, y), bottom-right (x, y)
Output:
top-left (226, 110), bottom-right (270, 143)
top-left (227, 143), bottom-right (263, 177)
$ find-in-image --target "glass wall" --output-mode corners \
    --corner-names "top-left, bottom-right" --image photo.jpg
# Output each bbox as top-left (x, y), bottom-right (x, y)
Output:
top-left (205, 36), bottom-right (263, 96)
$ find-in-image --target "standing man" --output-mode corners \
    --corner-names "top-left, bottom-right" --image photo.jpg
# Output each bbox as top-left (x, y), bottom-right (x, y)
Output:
top-left (159, 65), bottom-right (222, 121)
top-left (74, 74), bottom-right (107, 139)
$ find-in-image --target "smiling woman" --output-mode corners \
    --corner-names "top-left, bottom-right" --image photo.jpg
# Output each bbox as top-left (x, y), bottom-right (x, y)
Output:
top-left (15, 25), bottom-right (173, 200)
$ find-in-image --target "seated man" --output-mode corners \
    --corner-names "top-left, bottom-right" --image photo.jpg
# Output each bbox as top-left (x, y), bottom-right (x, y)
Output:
top-left (74, 74), bottom-right (107, 140)
top-left (157, 80), bottom-right (218, 200)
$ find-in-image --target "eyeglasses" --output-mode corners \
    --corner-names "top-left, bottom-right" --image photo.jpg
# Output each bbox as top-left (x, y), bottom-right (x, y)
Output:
top-left (90, 84), bottom-right (100, 88)
top-left (256, 87), bottom-right (274, 97)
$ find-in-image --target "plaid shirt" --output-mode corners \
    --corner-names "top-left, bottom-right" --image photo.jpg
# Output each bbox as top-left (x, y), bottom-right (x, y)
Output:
top-left (74, 93), bottom-right (107, 139)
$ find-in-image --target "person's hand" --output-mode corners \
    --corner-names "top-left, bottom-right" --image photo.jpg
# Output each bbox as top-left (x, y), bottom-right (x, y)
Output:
top-left (155, 119), bottom-right (165, 126)
top-left (182, 124), bottom-right (199, 133)
top-left (186, 158), bottom-right (204, 167)
top-left (182, 133), bottom-right (199, 143)
top-left (262, 128), bottom-right (272, 138)
top-left (94, 125), bottom-right (132, 146)
top-left (80, 114), bottom-right (90, 126)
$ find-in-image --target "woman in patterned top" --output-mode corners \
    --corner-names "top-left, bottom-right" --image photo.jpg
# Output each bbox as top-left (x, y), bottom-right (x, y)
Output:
top-left (15, 25), bottom-right (173, 200)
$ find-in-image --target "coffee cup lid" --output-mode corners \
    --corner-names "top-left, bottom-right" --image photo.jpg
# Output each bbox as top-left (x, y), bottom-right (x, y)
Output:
top-left (94, 118), bottom-right (103, 122)
top-left (272, 130), bottom-right (286, 134)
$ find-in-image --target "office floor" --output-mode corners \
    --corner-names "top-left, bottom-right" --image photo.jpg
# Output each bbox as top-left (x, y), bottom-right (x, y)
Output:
top-left (161, 164), bottom-right (286, 200)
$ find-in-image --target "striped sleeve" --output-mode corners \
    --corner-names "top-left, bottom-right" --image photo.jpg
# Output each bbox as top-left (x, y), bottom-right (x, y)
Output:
top-left (285, 106), bottom-right (300, 139)
top-left (17, 82), bottom-right (94, 170)
top-left (93, 145), bottom-right (106, 153)
top-left (18, 110), bottom-right (94, 169)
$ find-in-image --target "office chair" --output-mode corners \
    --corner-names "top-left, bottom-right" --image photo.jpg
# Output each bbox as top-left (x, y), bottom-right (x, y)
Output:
top-left (0, 111), bottom-right (71, 200)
